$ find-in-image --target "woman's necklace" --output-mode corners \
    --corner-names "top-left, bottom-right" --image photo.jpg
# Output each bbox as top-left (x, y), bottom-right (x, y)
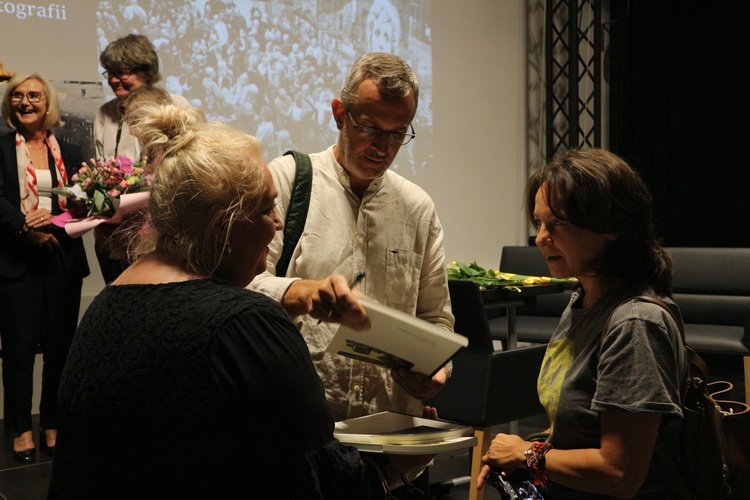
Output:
top-left (27, 141), bottom-right (47, 152)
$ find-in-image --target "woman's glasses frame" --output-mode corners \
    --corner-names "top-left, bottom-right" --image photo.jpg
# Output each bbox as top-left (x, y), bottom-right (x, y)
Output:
top-left (10, 91), bottom-right (44, 104)
top-left (101, 67), bottom-right (142, 80)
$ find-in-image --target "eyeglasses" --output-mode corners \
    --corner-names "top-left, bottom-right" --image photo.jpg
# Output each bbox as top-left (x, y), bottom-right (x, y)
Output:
top-left (347, 112), bottom-right (415, 146)
top-left (10, 91), bottom-right (44, 104)
top-left (101, 68), bottom-right (139, 80)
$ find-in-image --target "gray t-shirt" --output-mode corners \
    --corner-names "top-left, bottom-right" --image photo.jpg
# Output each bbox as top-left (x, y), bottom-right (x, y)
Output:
top-left (538, 289), bottom-right (689, 498)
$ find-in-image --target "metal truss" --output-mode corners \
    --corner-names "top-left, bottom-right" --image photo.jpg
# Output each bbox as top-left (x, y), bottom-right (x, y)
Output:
top-left (543, 0), bottom-right (605, 160)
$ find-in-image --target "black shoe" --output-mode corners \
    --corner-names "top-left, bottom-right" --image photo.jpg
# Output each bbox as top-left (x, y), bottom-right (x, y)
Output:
top-left (13, 447), bottom-right (36, 463)
top-left (39, 429), bottom-right (55, 457)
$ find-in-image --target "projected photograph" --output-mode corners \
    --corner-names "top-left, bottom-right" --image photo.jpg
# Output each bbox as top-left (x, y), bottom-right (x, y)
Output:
top-left (0, 0), bottom-right (432, 174)
top-left (93, 0), bottom-right (433, 175)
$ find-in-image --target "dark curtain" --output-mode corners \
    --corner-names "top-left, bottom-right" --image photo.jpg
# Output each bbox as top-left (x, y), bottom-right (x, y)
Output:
top-left (608, 0), bottom-right (750, 247)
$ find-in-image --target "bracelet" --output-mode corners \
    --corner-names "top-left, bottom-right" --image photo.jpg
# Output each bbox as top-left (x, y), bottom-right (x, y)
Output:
top-left (525, 441), bottom-right (553, 485)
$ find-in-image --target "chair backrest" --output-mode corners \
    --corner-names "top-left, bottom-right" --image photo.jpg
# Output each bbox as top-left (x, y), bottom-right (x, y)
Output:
top-left (669, 247), bottom-right (750, 328)
top-left (670, 247), bottom-right (750, 296)
top-left (427, 279), bottom-right (547, 426)
top-left (448, 279), bottom-right (494, 352)
top-left (500, 245), bottom-right (549, 276)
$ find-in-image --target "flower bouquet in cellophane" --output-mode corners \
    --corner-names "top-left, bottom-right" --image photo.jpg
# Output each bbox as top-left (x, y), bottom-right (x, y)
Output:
top-left (52, 155), bottom-right (154, 238)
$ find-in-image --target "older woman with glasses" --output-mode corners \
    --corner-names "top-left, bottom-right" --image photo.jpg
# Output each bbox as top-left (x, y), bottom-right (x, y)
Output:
top-left (0, 73), bottom-right (90, 462)
top-left (96, 33), bottom-right (190, 161)
top-left (95, 33), bottom-right (190, 283)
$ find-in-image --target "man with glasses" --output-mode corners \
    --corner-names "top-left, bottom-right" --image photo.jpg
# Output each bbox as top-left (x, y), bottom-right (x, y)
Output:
top-left (249, 52), bottom-right (453, 460)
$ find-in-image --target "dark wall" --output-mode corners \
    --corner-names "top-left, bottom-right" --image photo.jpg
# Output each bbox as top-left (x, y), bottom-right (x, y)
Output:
top-left (608, 0), bottom-right (750, 247)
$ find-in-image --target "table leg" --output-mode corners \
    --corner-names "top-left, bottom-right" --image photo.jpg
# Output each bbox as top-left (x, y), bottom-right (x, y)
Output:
top-left (506, 304), bottom-right (518, 350)
top-left (506, 305), bottom-right (520, 435)
top-left (469, 426), bottom-right (492, 500)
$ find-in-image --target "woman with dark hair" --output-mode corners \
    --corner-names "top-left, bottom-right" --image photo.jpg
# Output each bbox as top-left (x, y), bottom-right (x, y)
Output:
top-left (0, 73), bottom-right (89, 462)
top-left (478, 148), bottom-right (689, 498)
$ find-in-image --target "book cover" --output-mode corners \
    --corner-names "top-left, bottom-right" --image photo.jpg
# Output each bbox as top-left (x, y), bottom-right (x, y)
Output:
top-left (326, 298), bottom-right (468, 376)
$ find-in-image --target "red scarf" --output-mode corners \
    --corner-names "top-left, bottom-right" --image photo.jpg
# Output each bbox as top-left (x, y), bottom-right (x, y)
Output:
top-left (16, 131), bottom-right (67, 213)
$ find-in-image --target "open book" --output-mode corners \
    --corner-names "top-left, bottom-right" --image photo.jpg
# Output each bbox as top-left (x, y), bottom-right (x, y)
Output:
top-left (326, 299), bottom-right (468, 376)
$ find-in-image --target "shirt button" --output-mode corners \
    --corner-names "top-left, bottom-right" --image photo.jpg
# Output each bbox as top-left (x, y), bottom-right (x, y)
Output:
top-left (353, 384), bottom-right (361, 392)
top-left (357, 235), bottom-right (364, 245)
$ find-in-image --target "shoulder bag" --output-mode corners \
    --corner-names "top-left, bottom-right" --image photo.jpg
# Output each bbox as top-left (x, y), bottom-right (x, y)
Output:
top-left (275, 150), bottom-right (312, 277)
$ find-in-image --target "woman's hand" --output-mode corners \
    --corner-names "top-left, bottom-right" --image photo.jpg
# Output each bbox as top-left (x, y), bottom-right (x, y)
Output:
top-left (476, 433), bottom-right (529, 489)
top-left (23, 209), bottom-right (59, 251)
top-left (25, 208), bottom-right (53, 230)
top-left (483, 433), bottom-right (528, 470)
top-left (25, 230), bottom-right (59, 252)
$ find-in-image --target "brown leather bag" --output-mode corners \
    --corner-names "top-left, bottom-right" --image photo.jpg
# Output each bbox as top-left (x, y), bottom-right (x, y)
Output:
top-left (626, 296), bottom-right (750, 500)
top-left (673, 351), bottom-right (750, 500)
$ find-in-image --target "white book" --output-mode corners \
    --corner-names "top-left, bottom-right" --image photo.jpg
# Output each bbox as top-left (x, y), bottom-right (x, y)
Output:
top-left (326, 298), bottom-right (468, 376)
top-left (334, 411), bottom-right (477, 455)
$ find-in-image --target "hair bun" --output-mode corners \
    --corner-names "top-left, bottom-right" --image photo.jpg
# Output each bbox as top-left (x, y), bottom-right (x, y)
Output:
top-left (129, 103), bottom-right (206, 159)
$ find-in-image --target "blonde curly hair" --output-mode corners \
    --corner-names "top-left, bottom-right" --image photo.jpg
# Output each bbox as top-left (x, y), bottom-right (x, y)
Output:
top-left (128, 103), bottom-right (266, 278)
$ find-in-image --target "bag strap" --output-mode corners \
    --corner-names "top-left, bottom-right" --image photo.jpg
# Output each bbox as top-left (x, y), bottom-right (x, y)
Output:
top-left (600, 295), bottom-right (707, 377)
top-left (631, 296), bottom-right (709, 381)
top-left (275, 150), bottom-right (312, 277)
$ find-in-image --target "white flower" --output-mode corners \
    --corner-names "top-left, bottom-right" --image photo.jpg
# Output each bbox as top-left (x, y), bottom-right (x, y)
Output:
top-left (70, 183), bottom-right (89, 200)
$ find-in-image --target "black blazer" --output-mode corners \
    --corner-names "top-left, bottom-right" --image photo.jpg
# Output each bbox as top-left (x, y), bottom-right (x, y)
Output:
top-left (0, 131), bottom-right (90, 279)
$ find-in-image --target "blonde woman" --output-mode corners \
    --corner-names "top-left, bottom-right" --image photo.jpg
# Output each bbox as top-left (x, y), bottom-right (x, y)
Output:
top-left (0, 73), bottom-right (89, 462)
top-left (48, 104), bottom-right (423, 498)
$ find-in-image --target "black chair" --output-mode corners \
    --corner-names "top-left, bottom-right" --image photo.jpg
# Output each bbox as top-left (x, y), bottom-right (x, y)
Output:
top-left (425, 279), bottom-right (547, 500)
top-left (668, 247), bottom-right (750, 402)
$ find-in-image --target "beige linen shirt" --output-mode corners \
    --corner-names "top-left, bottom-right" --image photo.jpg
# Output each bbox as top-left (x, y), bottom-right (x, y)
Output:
top-left (249, 146), bottom-right (454, 420)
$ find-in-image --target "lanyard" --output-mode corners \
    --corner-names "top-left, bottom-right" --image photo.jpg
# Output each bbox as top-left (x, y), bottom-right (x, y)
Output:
top-left (114, 117), bottom-right (123, 158)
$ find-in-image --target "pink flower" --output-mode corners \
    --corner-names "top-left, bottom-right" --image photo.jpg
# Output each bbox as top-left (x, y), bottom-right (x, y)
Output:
top-left (116, 155), bottom-right (133, 174)
top-left (58, 155), bottom-right (152, 219)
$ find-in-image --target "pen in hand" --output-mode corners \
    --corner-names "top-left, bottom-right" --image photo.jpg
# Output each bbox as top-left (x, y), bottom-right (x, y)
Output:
top-left (317, 272), bottom-right (365, 324)
top-left (348, 271), bottom-right (365, 290)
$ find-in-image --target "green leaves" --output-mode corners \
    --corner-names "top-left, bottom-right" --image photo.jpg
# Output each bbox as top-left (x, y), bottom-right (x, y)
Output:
top-left (91, 189), bottom-right (115, 217)
top-left (446, 260), bottom-right (577, 290)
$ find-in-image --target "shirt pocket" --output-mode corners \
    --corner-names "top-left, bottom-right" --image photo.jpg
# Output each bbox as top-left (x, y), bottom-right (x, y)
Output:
top-left (385, 247), bottom-right (422, 312)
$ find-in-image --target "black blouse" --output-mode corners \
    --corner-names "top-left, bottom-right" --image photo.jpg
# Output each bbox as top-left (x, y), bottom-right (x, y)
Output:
top-left (48, 278), bottom-right (382, 499)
